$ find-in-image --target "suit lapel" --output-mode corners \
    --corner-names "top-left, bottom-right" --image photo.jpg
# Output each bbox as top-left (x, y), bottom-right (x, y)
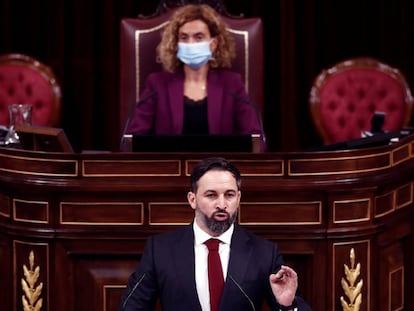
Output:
top-left (222, 226), bottom-right (252, 298)
top-left (168, 70), bottom-right (225, 135)
top-left (168, 71), bottom-right (185, 134)
top-left (207, 71), bottom-right (224, 134)
top-left (173, 225), bottom-right (202, 310)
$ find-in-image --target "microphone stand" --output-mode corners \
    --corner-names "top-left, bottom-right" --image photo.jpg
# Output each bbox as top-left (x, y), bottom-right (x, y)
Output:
top-left (228, 92), bottom-right (267, 152)
top-left (119, 91), bottom-right (157, 151)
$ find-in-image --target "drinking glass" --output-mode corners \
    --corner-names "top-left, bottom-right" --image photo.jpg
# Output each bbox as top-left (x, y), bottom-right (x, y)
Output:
top-left (5, 104), bottom-right (32, 145)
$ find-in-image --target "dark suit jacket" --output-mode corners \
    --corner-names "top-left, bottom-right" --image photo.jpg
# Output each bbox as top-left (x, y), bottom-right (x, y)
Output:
top-left (126, 69), bottom-right (263, 138)
top-left (119, 224), bottom-right (312, 311)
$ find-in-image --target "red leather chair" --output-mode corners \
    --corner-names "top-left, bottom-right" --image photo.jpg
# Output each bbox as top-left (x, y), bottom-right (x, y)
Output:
top-left (119, 0), bottom-right (264, 139)
top-left (309, 57), bottom-right (414, 144)
top-left (0, 53), bottom-right (62, 128)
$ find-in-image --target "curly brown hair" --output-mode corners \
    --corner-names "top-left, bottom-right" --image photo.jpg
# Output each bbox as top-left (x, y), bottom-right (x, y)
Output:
top-left (156, 4), bottom-right (236, 72)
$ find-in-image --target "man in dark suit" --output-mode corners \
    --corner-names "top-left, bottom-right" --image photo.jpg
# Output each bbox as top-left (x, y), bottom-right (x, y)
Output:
top-left (119, 157), bottom-right (312, 311)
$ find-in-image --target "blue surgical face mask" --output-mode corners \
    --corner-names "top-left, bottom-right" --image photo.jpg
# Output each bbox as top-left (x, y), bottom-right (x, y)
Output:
top-left (177, 41), bottom-right (212, 69)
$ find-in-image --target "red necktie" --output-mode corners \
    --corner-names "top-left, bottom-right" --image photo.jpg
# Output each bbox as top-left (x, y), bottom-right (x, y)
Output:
top-left (205, 238), bottom-right (224, 311)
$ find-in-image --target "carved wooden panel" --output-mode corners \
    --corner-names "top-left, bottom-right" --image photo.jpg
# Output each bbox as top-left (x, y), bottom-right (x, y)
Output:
top-left (1, 135), bottom-right (414, 311)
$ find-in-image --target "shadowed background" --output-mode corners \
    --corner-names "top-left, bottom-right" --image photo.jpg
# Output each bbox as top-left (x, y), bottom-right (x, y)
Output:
top-left (1, 0), bottom-right (413, 152)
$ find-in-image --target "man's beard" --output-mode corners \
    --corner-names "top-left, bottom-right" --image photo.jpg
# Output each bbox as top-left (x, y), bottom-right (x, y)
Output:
top-left (196, 207), bottom-right (238, 235)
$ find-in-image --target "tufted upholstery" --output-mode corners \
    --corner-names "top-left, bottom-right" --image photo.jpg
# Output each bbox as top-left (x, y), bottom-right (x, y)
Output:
top-left (119, 5), bottom-right (264, 139)
top-left (0, 53), bottom-right (61, 128)
top-left (310, 57), bottom-right (413, 144)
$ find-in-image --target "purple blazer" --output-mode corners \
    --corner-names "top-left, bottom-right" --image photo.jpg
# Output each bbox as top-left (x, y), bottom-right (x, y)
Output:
top-left (126, 69), bottom-right (264, 141)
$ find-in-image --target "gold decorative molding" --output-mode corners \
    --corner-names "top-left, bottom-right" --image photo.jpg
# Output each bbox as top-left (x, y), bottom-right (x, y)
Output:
top-left (135, 24), bottom-right (169, 100)
top-left (333, 198), bottom-right (371, 224)
top-left (239, 201), bottom-right (322, 225)
top-left (22, 250), bottom-right (43, 311)
top-left (60, 201), bottom-right (144, 225)
top-left (340, 248), bottom-right (363, 311)
top-left (227, 28), bottom-right (249, 91)
top-left (288, 151), bottom-right (391, 176)
top-left (82, 159), bottom-right (181, 177)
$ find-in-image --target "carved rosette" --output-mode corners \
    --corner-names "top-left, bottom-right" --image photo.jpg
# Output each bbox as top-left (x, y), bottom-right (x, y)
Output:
top-left (21, 250), bottom-right (43, 311)
top-left (340, 248), bottom-right (363, 311)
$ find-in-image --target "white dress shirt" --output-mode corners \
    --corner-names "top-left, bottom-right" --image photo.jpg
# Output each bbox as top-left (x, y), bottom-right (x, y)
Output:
top-left (193, 220), bottom-right (234, 311)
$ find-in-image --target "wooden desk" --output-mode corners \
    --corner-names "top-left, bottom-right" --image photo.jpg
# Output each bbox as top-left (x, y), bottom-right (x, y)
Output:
top-left (1, 136), bottom-right (413, 311)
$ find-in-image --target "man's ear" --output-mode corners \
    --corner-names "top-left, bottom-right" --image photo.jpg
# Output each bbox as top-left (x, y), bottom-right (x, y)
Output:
top-left (187, 191), bottom-right (196, 210)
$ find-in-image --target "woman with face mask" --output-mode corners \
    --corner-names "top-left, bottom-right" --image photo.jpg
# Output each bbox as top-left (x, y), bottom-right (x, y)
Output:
top-left (125, 4), bottom-right (265, 150)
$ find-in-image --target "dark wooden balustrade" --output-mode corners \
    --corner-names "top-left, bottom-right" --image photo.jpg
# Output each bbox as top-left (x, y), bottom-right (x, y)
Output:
top-left (1, 135), bottom-right (414, 311)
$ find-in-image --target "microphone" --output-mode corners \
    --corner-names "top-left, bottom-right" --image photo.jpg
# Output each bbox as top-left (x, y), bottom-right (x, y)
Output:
top-left (228, 274), bottom-right (256, 311)
top-left (120, 91), bottom-right (157, 150)
top-left (121, 273), bottom-right (146, 310)
top-left (227, 92), bottom-right (267, 151)
top-left (370, 111), bottom-right (386, 133)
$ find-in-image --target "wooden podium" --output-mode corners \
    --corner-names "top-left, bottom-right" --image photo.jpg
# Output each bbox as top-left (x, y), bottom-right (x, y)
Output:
top-left (0, 135), bottom-right (413, 311)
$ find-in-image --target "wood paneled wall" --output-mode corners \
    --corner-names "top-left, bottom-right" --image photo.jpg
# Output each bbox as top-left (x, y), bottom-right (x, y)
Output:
top-left (1, 134), bottom-right (414, 310)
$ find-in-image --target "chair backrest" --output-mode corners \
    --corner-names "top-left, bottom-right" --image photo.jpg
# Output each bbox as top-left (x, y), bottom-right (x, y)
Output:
top-left (119, 1), bottom-right (264, 138)
top-left (309, 57), bottom-right (414, 144)
top-left (0, 53), bottom-right (62, 128)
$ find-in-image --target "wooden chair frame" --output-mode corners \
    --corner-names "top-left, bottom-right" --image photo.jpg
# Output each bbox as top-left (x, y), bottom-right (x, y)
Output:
top-left (119, 0), bottom-right (264, 139)
top-left (0, 53), bottom-right (62, 127)
top-left (309, 57), bottom-right (414, 144)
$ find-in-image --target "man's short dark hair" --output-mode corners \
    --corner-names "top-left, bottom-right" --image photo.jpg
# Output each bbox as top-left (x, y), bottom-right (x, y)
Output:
top-left (190, 157), bottom-right (241, 192)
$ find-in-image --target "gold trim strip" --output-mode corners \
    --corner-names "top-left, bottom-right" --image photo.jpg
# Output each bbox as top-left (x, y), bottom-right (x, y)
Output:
top-left (388, 266), bottom-right (404, 311)
top-left (239, 201), bottom-right (322, 225)
top-left (135, 22), bottom-right (170, 100)
top-left (149, 202), bottom-right (191, 225)
top-left (395, 182), bottom-right (413, 210)
top-left (103, 285), bottom-right (127, 311)
top-left (333, 198), bottom-right (371, 224)
top-left (289, 151), bottom-right (391, 176)
top-left (60, 202), bottom-right (144, 225)
top-left (185, 159), bottom-right (284, 177)
top-left (0, 153), bottom-right (78, 177)
top-left (82, 159), bottom-right (181, 177)
top-left (391, 143), bottom-right (411, 166)
top-left (227, 28), bottom-right (249, 92)
top-left (13, 199), bottom-right (49, 224)
top-left (374, 191), bottom-right (395, 218)
top-left (0, 193), bottom-right (10, 218)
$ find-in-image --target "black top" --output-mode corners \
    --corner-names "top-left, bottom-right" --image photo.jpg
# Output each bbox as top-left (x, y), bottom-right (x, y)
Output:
top-left (182, 96), bottom-right (209, 135)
